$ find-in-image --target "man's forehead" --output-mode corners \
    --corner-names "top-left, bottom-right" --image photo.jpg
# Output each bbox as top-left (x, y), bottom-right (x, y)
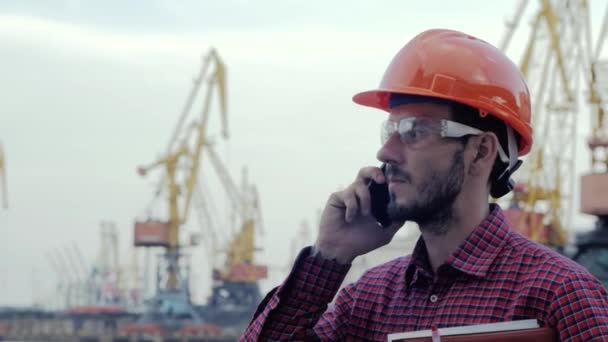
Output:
top-left (388, 102), bottom-right (452, 120)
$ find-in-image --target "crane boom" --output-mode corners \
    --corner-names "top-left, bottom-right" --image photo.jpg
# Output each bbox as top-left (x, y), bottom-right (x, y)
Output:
top-left (499, 0), bottom-right (529, 51)
top-left (205, 143), bottom-right (242, 219)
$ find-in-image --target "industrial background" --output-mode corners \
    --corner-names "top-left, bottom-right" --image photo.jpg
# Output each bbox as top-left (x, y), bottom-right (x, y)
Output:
top-left (1, 0), bottom-right (608, 340)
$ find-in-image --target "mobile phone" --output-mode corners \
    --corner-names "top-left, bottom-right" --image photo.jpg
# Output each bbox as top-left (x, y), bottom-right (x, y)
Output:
top-left (367, 164), bottom-right (392, 228)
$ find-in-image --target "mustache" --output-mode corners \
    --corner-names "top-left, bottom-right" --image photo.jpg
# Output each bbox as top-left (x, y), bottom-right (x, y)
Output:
top-left (385, 164), bottom-right (411, 183)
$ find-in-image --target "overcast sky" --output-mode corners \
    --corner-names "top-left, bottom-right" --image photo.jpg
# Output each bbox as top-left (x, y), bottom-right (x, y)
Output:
top-left (1, 0), bottom-right (606, 307)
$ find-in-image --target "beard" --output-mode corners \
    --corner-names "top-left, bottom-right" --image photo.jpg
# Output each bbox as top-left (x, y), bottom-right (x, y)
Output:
top-left (386, 149), bottom-right (465, 235)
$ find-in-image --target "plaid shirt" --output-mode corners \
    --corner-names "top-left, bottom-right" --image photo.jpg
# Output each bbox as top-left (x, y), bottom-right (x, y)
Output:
top-left (241, 205), bottom-right (608, 341)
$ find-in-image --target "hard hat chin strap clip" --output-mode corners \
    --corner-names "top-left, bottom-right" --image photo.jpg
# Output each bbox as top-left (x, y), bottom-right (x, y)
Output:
top-left (491, 125), bottom-right (522, 198)
top-left (491, 159), bottom-right (523, 198)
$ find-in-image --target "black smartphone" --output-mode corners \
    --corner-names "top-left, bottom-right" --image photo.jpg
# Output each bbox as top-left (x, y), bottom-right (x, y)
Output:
top-left (367, 164), bottom-right (392, 228)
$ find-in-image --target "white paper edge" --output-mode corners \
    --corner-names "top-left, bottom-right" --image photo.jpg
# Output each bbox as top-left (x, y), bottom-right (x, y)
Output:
top-left (387, 319), bottom-right (540, 341)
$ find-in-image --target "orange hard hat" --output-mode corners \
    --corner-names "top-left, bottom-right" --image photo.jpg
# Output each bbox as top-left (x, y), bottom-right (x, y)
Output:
top-left (353, 29), bottom-right (533, 156)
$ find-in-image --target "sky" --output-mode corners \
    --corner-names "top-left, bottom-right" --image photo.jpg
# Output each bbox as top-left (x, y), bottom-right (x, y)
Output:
top-left (1, 0), bottom-right (606, 307)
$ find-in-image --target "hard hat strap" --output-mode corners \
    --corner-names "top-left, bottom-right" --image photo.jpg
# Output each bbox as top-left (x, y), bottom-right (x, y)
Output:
top-left (495, 125), bottom-right (519, 180)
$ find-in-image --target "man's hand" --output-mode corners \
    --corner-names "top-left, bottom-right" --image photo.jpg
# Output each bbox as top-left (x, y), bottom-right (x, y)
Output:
top-left (315, 166), bottom-right (403, 264)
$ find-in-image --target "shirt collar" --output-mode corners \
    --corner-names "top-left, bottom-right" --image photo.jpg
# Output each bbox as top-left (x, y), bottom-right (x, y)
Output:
top-left (405, 204), bottom-right (510, 286)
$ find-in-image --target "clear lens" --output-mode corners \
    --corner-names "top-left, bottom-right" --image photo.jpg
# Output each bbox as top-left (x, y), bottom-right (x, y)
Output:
top-left (380, 117), bottom-right (480, 146)
top-left (381, 118), bottom-right (436, 145)
top-left (380, 120), bottom-right (395, 145)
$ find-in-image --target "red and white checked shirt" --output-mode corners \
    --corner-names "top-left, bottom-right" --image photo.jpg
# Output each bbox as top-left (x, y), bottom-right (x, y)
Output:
top-left (241, 205), bottom-right (608, 341)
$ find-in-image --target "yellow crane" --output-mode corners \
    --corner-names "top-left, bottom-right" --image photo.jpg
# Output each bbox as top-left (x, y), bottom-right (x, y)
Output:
top-left (0, 141), bottom-right (7, 209)
top-left (128, 48), bottom-right (228, 330)
top-left (203, 143), bottom-right (267, 308)
top-left (135, 48), bottom-right (227, 291)
top-left (580, 4), bottom-right (608, 215)
top-left (500, 0), bottom-right (593, 248)
top-left (499, 0), bottom-right (608, 287)
top-left (205, 144), bottom-right (266, 283)
top-left (571, 3), bottom-right (608, 285)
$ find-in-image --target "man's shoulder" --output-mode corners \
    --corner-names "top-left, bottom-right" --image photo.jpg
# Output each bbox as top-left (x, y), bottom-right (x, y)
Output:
top-left (503, 231), bottom-right (593, 280)
top-left (502, 232), bottom-right (608, 337)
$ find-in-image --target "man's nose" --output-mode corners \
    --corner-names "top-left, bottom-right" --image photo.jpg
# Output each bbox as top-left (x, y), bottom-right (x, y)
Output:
top-left (376, 134), bottom-right (403, 165)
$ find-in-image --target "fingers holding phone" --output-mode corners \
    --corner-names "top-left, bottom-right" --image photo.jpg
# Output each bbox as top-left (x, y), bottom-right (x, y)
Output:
top-left (315, 165), bottom-right (402, 264)
top-left (330, 165), bottom-right (385, 222)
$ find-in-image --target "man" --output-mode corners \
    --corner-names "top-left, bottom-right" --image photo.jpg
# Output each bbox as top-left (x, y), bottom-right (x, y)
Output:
top-left (240, 29), bottom-right (608, 341)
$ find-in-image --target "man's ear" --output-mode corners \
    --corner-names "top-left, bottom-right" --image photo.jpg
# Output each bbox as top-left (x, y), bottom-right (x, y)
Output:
top-left (469, 133), bottom-right (499, 176)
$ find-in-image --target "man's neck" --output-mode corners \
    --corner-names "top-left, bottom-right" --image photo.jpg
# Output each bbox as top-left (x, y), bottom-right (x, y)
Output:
top-left (420, 201), bottom-right (490, 274)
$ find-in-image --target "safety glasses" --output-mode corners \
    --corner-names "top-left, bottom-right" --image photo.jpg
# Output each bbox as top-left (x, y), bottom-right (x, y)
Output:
top-left (381, 117), bottom-right (510, 163)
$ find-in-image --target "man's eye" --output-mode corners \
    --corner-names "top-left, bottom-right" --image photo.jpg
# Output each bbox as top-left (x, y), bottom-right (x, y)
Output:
top-left (401, 129), bottom-right (419, 141)
top-left (414, 126), bottom-right (429, 136)
top-left (405, 129), bottom-right (418, 138)
top-left (402, 126), bottom-right (430, 142)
